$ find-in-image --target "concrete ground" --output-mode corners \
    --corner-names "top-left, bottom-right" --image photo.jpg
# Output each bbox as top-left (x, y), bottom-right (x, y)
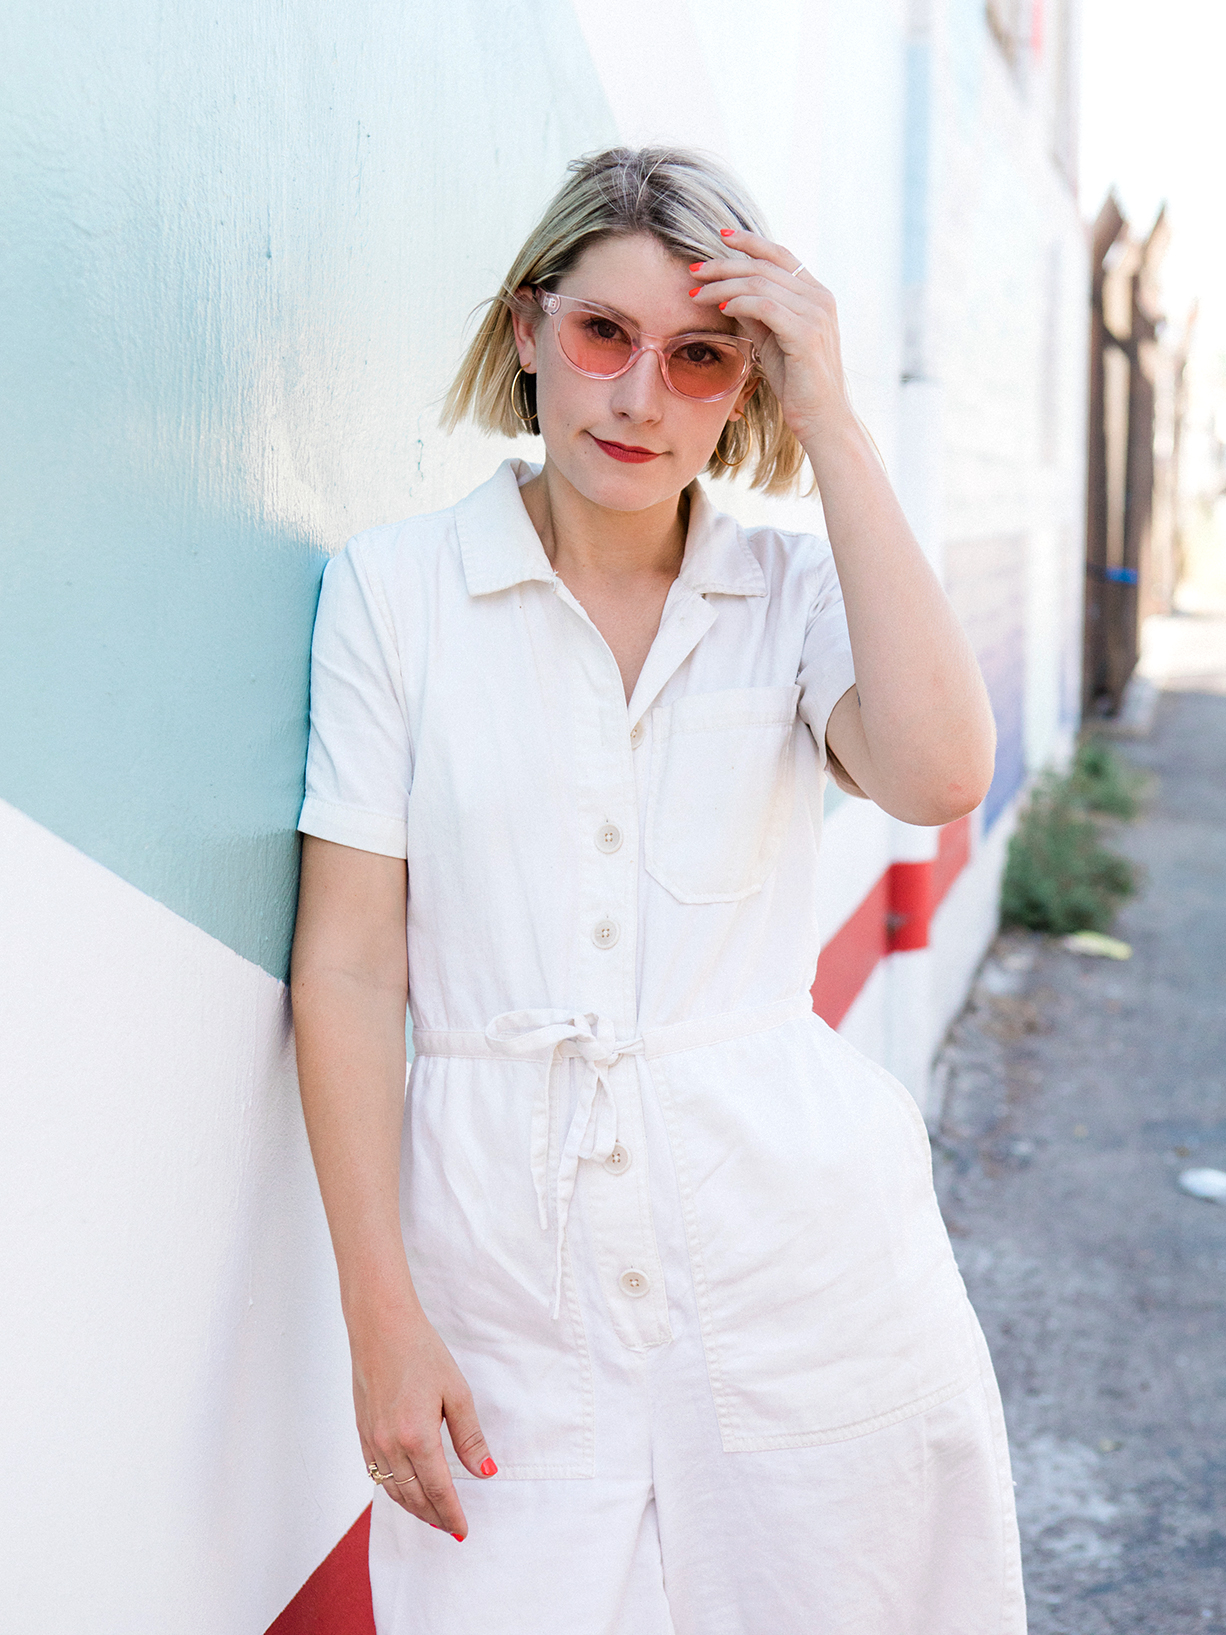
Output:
top-left (931, 612), bottom-right (1226, 1633)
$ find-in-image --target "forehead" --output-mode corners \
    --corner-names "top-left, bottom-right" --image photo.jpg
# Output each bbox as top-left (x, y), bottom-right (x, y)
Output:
top-left (557, 232), bottom-right (739, 337)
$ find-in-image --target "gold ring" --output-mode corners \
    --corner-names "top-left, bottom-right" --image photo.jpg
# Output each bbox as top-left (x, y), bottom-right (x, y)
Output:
top-left (368, 1461), bottom-right (394, 1485)
top-left (392, 1472), bottom-right (419, 1486)
top-left (792, 262), bottom-right (807, 278)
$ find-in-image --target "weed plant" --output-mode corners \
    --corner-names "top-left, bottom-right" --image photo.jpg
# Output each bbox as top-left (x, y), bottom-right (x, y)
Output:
top-left (1067, 736), bottom-right (1144, 818)
top-left (1001, 744), bottom-right (1139, 934)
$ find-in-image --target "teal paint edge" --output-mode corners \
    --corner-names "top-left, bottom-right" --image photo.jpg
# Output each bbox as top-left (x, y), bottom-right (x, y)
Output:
top-left (0, 493), bottom-right (326, 982)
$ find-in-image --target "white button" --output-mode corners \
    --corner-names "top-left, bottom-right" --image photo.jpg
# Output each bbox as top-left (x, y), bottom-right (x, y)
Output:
top-left (595, 823), bottom-right (622, 854)
top-left (618, 1268), bottom-right (650, 1298)
top-left (629, 721), bottom-right (643, 747)
top-left (603, 1143), bottom-right (632, 1175)
top-left (592, 918), bottom-right (620, 949)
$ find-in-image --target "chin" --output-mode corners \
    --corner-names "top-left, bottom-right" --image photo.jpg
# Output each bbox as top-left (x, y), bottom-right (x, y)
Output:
top-left (557, 439), bottom-right (688, 513)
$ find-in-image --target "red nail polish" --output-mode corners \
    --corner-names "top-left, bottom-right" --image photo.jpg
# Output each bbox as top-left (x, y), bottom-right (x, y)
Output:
top-left (719, 302), bottom-right (728, 311)
top-left (688, 287), bottom-right (701, 297)
top-left (452, 1533), bottom-right (465, 1542)
top-left (480, 1457), bottom-right (498, 1476)
top-left (689, 263), bottom-right (703, 273)
top-left (720, 228), bottom-right (735, 237)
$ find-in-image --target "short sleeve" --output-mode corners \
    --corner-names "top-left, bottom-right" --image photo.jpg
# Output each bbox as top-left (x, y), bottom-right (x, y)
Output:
top-left (297, 541), bottom-right (411, 858)
top-left (795, 542), bottom-right (856, 770)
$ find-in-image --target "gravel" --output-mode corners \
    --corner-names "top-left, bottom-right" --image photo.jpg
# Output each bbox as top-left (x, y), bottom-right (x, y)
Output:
top-left (932, 677), bottom-right (1226, 1634)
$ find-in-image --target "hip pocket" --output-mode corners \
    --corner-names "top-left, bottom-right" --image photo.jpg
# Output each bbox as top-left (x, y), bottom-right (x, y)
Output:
top-left (645, 684), bottom-right (800, 904)
top-left (651, 1018), bottom-right (979, 1452)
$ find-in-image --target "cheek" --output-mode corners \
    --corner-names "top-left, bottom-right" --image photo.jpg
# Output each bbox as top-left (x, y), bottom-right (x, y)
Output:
top-left (676, 404), bottom-right (735, 457)
top-left (534, 355), bottom-right (610, 432)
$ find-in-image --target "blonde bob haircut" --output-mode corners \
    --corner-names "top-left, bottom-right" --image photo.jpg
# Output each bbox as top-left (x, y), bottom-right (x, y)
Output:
top-left (441, 146), bottom-right (808, 495)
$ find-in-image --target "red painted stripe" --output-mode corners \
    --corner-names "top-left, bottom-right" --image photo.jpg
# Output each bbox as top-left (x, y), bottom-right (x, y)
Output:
top-left (810, 817), bottom-right (973, 1027)
top-left (886, 860), bottom-right (931, 953)
top-left (265, 1506), bottom-right (375, 1635)
top-left (931, 814), bottom-right (971, 908)
top-left (811, 871), bottom-right (890, 1027)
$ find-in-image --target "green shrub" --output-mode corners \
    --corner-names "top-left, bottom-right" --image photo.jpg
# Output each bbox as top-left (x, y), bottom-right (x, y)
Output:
top-left (1000, 772), bottom-right (1137, 934)
top-left (1067, 736), bottom-right (1143, 818)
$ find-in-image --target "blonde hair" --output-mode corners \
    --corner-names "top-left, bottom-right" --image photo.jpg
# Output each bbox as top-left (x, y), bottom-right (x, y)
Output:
top-left (441, 146), bottom-right (807, 495)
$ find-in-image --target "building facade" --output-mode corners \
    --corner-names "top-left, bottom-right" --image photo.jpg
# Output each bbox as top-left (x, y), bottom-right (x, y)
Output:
top-left (1, 2), bottom-right (1084, 1628)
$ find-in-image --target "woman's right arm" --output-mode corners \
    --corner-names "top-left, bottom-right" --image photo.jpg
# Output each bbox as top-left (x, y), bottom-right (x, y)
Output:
top-left (290, 834), bottom-right (495, 1539)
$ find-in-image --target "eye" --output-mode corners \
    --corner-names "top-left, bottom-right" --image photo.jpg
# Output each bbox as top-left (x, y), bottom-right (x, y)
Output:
top-left (677, 341), bottom-right (725, 367)
top-left (582, 316), bottom-right (631, 344)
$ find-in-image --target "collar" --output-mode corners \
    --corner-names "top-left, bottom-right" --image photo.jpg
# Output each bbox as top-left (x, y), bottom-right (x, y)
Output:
top-left (454, 459), bottom-right (557, 597)
top-left (676, 480), bottom-right (768, 598)
top-left (454, 458), bottom-right (767, 601)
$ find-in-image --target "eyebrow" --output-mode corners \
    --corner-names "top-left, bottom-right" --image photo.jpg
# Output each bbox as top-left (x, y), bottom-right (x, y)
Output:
top-left (567, 293), bottom-right (741, 341)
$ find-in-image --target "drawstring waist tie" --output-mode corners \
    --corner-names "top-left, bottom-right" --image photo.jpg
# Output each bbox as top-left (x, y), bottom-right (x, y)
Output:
top-left (412, 995), bottom-right (812, 1317)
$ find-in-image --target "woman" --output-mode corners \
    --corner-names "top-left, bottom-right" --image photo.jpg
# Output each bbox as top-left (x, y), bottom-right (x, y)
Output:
top-left (291, 147), bottom-right (1024, 1634)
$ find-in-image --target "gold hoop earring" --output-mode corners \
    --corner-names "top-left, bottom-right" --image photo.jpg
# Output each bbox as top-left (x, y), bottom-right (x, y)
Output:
top-left (509, 367), bottom-right (537, 431)
top-left (713, 422), bottom-right (749, 470)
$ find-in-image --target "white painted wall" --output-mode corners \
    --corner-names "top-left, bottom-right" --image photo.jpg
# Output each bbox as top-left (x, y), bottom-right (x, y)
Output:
top-left (0, 802), bottom-right (366, 1631)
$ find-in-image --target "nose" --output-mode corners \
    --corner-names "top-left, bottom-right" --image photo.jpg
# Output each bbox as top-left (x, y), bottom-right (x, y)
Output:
top-left (608, 345), bottom-right (669, 422)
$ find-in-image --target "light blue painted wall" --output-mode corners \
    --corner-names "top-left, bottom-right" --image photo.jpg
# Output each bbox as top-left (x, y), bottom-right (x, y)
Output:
top-left (1, 0), bottom-right (615, 978)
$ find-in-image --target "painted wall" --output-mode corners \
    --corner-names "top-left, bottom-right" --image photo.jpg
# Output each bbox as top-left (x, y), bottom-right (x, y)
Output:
top-left (2, 4), bottom-right (616, 1631)
top-left (1, 0), bottom-right (612, 978)
top-left (1, 0), bottom-right (1085, 1628)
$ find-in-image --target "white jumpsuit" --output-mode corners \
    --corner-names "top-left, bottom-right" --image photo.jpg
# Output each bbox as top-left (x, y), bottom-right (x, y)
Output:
top-left (298, 459), bottom-right (1026, 1635)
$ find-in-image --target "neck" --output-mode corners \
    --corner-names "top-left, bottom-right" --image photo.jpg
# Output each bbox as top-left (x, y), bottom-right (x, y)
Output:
top-left (520, 459), bottom-right (688, 584)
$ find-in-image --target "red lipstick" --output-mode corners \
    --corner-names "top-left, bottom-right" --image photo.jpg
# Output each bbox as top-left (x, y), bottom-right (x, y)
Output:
top-left (590, 435), bottom-right (662, 464)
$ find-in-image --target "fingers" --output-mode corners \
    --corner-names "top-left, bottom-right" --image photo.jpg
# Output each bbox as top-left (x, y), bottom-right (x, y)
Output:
top-left (689, 226), bottom-right (830, 317)
top-left (691, 271), bottom-right (813, 326)
top-left (361, 1430), bottom-right (458, 1536)
top-left (444, 1387), bottom-right (498, 1482)
top-left (691, 259), bottom-right (830, 311)
top-left (404, 1435), bottom-right (470, 1539)
top-left (714, 226), bottom-right (815, 281)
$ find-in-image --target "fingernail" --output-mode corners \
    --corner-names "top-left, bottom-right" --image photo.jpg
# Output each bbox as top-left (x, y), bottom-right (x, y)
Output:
top-left (452, 1533), bottom-right (465, 1542)
top-left (688, 287), bottom-right (701, 297)
top-left (719, 302), bottom-right (728, 311)
top-left (480, 1458), bottom-right (498, 1476)
top-left (720, 228), bottom-right (736, 237)
top-left (689, 263), bottom-right (703, 273)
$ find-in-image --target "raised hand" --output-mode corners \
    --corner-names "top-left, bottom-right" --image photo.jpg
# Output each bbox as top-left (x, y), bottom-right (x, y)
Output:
top-left (688, 228), bottom-right (852, 449)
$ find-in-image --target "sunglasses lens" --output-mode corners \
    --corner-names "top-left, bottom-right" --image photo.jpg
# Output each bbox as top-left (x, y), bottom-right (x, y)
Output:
top-left (557, 310), bottom-right (634, 376)
top-left (666, 339), bottom-right (748, 399)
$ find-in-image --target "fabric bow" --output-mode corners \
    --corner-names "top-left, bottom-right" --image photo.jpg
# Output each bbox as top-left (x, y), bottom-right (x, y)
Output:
top-left (484, 1010), bottom-right (643, 1318)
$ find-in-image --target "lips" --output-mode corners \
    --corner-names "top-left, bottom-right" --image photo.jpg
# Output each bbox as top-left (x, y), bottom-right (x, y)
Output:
top-left (590, 435), bottom-right (663, 464)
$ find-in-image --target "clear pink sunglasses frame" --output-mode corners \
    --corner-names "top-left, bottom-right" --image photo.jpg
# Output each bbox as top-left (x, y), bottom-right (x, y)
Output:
top-left (533, 288), bottom-right (759, 402)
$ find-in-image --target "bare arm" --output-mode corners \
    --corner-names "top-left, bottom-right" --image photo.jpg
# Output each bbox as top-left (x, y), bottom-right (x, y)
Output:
top-left (808, 421), bottom-right (995, 825)
top-left (291, 835), bottom-right (495, 1538)
top-left (691, 233), bottom-right (997, 825)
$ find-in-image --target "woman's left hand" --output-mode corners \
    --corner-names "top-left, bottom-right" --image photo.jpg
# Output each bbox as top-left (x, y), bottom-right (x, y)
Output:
top-left (689, 229), bottom-right (851, 448)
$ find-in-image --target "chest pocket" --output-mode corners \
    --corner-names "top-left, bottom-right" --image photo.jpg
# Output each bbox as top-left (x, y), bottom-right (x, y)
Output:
top-left (645, 685), bottom-right (801, 905)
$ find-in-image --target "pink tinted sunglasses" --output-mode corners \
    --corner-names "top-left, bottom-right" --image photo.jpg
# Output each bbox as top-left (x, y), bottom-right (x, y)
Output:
top-left (534, 288), bottom-right (759, 402)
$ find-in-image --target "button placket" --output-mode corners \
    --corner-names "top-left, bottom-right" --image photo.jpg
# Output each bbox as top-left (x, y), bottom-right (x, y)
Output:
top-left (595, 822), bottom-right (622, 853)
top-left (578, 1056), bottom-right (671, 1350)
top-left (618, 1268), bottom-right (651, 1298)
top-left (591, 918), bottom-right (620, 949)
top-left (603, 1142), bottom-right (632, 1175)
